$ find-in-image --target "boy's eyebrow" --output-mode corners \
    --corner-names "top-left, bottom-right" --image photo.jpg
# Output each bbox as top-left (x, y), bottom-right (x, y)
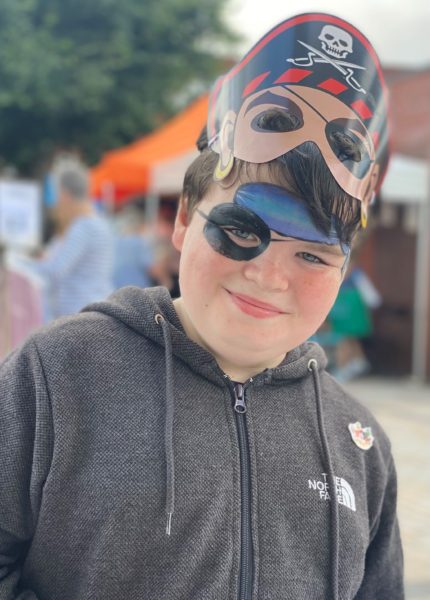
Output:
top-left (307, 242), bottom-right (346, 257)
top-left (271, 235), bottom-right (346, 256)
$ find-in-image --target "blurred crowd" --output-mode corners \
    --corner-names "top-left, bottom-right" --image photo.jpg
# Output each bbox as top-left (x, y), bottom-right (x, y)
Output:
top-left (0, 158), bottom-right (180, 358)
top-left (314, 260), bottom-right (382, 382)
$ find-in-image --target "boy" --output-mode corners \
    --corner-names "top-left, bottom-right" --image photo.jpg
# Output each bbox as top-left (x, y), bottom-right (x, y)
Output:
top-left (0, 13), bottom-right (403, 600)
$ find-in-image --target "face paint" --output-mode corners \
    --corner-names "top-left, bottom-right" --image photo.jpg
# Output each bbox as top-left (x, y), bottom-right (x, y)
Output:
top-left (198, 183), bottom-right (350, 264)
top-left (196, 204), bottom-right (271, 261)
top-left (235, 183), bottom-right (350, 254)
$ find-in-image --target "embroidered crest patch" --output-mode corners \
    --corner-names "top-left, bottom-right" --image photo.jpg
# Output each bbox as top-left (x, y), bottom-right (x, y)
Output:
top-left (348, 421), bottom-right (374, 450)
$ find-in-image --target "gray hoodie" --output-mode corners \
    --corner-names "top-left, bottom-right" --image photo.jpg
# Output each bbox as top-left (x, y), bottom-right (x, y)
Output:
top-left (0, 286), bottom-right (403, 599)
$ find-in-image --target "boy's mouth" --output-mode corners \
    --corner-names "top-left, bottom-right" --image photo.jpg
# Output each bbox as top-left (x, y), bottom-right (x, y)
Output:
top-left (225, 289), bottom-right (286, 318)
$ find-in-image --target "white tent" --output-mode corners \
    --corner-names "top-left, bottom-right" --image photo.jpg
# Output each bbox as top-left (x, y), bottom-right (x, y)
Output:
top-left (381, 153), bottom-right (430, 380)
top-left (382, 154), bottom-right (428, 204)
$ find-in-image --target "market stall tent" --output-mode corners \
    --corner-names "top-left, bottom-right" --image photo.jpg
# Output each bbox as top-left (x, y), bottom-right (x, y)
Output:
top-left (383, 68), bottom-right (430, 380)
top-left (90, 94), bottom-right (208, 206)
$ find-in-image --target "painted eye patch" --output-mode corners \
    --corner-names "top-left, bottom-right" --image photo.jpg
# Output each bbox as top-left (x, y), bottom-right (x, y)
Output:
top-left (235, 183), bottom-right (350, 253)
top-left (197, 183), bottom-right (350, 266)
top-left (196, 204), bottom-right (270, 261)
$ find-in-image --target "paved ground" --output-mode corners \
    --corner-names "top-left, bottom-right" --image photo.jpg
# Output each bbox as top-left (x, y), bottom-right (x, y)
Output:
top-left (344, 377), bottom-right (430, 600)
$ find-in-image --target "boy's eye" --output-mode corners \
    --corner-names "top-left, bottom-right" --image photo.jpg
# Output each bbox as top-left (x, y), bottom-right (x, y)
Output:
top-left (196, 204), bottom-right (271, 261)
top-left (298, 252), bottom-right (325, 265)
top-left (221, 227), bottom-right (261, 247)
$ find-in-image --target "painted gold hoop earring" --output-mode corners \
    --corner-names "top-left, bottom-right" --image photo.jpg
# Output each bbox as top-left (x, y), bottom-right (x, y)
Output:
top-left (214, 155), bottom-right (234, 181)
top-left (361, 203), bottom-right (368, 229)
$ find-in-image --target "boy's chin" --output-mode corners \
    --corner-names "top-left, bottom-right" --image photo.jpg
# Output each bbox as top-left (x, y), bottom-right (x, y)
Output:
top-left (216, 325), bottom-right (305, 356)
top-left (212, 339), bottom-right (289, 375)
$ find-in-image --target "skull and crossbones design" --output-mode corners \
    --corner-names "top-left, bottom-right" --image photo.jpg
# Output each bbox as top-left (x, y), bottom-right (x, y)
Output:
top-left (288, 25), bottom-right (367, 94)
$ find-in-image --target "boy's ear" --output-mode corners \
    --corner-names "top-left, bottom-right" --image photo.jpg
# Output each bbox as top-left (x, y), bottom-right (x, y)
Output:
top-left (172, 195), bottom-right (189, 252)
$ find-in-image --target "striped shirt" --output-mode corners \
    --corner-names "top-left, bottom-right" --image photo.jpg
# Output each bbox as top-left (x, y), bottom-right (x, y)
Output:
top-left (27, 215), bottom-right (114, 320)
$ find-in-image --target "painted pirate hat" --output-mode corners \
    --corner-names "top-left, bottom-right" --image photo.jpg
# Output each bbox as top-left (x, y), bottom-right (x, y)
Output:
top-left (207, 13), bottom-right (390, 207)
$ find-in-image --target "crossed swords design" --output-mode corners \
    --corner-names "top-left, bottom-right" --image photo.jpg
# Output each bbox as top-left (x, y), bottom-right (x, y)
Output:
top-left (288, 40), bottom-right (367, 94)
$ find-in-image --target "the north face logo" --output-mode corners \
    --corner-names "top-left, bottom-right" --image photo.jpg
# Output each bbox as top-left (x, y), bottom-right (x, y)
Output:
top-left (308, 472), bottom-right (356, 512)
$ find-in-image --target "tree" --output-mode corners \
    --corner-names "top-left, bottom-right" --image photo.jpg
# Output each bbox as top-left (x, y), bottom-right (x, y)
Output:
top-left (0, 0), bottom-right (238, 174)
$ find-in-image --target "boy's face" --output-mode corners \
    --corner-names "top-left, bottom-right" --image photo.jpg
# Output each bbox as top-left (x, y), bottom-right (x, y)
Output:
top-left (172, 167), bottom-right (347, 377)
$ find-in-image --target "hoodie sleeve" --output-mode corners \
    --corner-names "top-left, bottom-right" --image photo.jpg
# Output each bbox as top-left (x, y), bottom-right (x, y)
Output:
top-left (354, 457), bottom-right (404, 599)
top-left (0, 340), bottom-right (54, 600)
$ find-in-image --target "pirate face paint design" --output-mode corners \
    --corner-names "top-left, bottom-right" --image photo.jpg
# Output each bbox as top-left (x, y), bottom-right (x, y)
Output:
top-left (197, 182), bottom-right (350, 265)
top-left (196, 203), bottom-right (271, 261)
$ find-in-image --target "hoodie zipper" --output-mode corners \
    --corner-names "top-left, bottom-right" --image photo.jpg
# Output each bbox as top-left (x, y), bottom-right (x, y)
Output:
top-left (232, 382), bottom-right (253, 600)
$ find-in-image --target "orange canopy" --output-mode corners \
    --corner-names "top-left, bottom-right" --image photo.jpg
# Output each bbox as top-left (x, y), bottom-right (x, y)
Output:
top-left (90, 94), bottom-right (209, 205)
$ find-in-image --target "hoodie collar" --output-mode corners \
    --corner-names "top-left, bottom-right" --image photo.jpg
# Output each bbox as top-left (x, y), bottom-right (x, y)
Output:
top-left (83, 285), bottom-right (327, 385)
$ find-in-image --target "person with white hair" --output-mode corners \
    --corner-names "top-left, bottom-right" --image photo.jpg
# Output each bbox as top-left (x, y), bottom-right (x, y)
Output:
top-left (24, 158), bottom-right (114, 319)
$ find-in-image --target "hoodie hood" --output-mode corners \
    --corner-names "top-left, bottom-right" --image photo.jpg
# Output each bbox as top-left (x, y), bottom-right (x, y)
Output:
top-left (83, 285), bottom-right (328, 385)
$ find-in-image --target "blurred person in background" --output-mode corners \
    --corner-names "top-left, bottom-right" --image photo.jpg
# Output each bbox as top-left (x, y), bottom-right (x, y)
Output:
top-left (327, 259), bottom-right (382, 382)
top-left (112, 205), bottom-right (180, 294)
top-left (20, 158), bottom-right (114, 320)
top-left (313, 258), bottom-right (382, 381)
top-left (0, 244), bottom-right (44, 360)
top-left (112, 206), bottom-right (156, 289)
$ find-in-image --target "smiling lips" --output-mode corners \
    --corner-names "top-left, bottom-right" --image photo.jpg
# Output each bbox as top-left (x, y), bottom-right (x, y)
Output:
top-left (227, 290), bottom-right (286, 319)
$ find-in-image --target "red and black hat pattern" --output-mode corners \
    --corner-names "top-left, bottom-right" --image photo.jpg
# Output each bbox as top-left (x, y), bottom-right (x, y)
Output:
top-left (208, 13), bottom-right (390, 194)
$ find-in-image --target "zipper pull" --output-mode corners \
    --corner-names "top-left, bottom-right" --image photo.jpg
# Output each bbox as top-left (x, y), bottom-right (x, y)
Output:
top-left (233, 383), bottom-right (247, 414)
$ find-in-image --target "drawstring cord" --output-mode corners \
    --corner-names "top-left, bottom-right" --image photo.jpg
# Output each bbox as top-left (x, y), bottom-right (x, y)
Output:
top-left (308, 359), bottom-right (339, 600)
top-left (152, 314), bottom-right (340, 587)
top-left (155, 313), bottom-right (175, 536)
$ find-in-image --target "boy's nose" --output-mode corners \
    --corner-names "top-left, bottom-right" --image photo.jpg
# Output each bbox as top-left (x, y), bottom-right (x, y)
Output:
top-left (242, 250), bottom-right (290, 292)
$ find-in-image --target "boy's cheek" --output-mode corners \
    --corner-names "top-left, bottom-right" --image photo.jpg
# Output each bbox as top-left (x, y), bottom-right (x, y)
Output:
top-left (301, 273), bottom-right (341, 312)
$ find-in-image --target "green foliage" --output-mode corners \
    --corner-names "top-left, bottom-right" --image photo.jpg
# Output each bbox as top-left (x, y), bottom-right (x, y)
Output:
top-left (0, 0), bottom-right (238, 174)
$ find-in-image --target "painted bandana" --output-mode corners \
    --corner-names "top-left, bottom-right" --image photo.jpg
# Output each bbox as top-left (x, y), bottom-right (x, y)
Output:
top-left (207, 13), bottom-right (390, 207)
top-left (197, 182), bottom-right (350, 263)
